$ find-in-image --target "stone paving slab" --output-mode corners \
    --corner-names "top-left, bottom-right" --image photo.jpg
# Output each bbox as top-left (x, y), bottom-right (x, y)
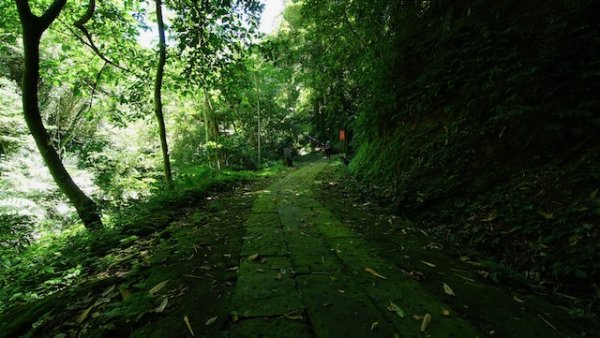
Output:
top-left (297, 274), bottom-right (398, 337)
top-left (240, 226), bottom-right (288, 256)
top-left (229, 317), bottom-right (312, 338)
top-left (230, 161), bottom-right (482, 337)
top-left (232, 257), bottom-right (303, 318)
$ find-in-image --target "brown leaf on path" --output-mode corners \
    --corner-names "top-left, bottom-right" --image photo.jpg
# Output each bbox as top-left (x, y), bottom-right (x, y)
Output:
top-left (420, 260), bottom-right (437, 268)
top-left (184, 315), bottom-right (195, 336)
top-left (365, 267), bottom-right (387, 279)
top-left (149, 280), bottom-right (170, 294)
top-left (420, 313), bottom-right (432, 332)
top-left (75, 305), bottom-right (94, 323)
top-left (205, 316), bottom-right (218, 326)
top-left (443, 282), bottom-right (455, 296)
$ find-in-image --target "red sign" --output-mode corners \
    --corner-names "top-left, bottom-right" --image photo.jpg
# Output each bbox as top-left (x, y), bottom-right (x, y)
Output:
top-left (339, 129), bottom-right (346, 141)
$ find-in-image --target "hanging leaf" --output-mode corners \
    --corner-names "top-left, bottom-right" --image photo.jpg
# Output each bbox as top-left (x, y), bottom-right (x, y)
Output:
top-left (149, 280), bottom-right (170, 294)
top-left (420, 313), bottom-right (432, 332)
top-left (184, 315), bottom-right (195, 336)
top-left (443, 282), bottom-right (455, 296)
top-left (365, 267), bottom-right (387, 279)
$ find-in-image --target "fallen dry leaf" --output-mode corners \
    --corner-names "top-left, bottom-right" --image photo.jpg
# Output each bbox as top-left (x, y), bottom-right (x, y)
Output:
top-left (420, 313), bottom-right (432, 332)
top-left (247, 253), bottom-right (259, 261)
top-left (76, 305), bottom-right (93, 324)
top-left (386, 301), bottom-right (405, 318)
top-left (205, 316), bottom-right (217, 326)
top-left (536, 210), bottom-right (554, 219)
top-left (184, 315), bottom-right (195, 336)
top-left (443, 282), bottom-right (455, 296)
top-left (420, 260), bottom-right (437, 268)
top-left (284, 311), bottom-right (304, 321)
top-left (513, 296), bottom-right (525, 303)
top-left (370, 321), bottom-right (379, 331)
top-left (149, 280), bottom-right (170, 295)
top-left (155, 297), bottom-right (168, 313)
top-left (365, 267), bottom-right (387, 280)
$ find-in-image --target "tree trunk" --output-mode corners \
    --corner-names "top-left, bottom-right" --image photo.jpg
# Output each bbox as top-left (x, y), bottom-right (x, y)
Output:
top-left (154, 0), bottom-right (173, 185)
top-left (16, 0), bottom-right (102, 229)
top-left (256, 77), bottom-right (261, 167)
top-left (203, 88), bottom-right (221, 170)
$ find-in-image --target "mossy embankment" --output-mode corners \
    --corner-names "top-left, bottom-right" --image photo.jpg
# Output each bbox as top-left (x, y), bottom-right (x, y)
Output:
top-left (348, 0), bottom-right (600, 300)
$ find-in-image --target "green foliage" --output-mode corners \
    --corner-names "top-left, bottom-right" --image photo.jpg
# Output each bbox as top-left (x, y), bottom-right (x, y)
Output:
top-left (281, 0), bottom-right (600, 296)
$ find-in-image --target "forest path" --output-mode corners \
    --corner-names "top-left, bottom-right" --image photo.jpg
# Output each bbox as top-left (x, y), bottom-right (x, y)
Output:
top-left (228, 159), bottom-right (591, 338)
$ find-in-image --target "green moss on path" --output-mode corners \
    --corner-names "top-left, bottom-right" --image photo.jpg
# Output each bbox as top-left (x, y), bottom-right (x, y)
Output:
top-left (2, 160), bottom-right (598, 337)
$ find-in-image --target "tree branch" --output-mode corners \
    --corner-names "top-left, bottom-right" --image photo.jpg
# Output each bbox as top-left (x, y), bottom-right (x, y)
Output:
top-left (69, 1), bottom-right (135, 75)
top-left (73, 0), bottom-right (96, 27)
top-left (39, 0), bottom-right (67, 30)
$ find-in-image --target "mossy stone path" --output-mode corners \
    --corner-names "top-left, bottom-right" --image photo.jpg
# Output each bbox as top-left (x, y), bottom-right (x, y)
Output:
top-left (230, 161), bottom-right (479, 337)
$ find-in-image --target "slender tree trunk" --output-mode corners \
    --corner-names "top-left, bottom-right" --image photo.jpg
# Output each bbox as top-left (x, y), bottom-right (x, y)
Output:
top-left (154, 0), bottom-right (173, 186)
top-left (256, 77), bottom-right (261, 167)
top-left (203, 88), bottom-right (221, 170)
top-left (201, 98), bottom-right (213, 168)
top-left (16, 0), bottom-right (102, 229)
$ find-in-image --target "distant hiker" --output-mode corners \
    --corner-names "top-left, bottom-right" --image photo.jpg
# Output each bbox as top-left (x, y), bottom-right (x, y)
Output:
top-left (283, 147), bottom-right (293, 167)
top-left (324, 141), bottom-right (332, 159)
